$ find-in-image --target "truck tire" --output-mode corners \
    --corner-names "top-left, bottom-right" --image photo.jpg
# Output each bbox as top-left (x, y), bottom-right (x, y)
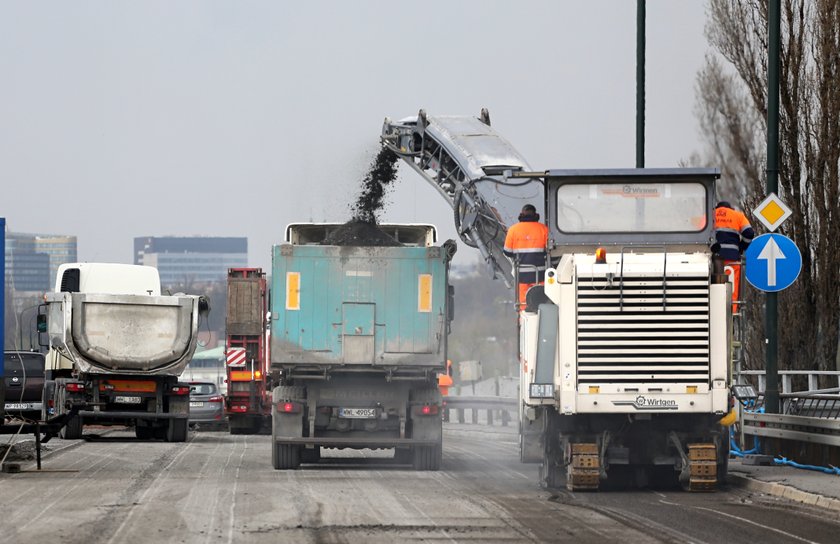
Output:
top-left (135, 425), bottom-right (154, 440)
top-left (412, 443), bottom-right (442, 471)
top-left (56, 385), bottom-right (83, 439)
top-left (409, 386), bottom-right (443, 471)
top-left (61, 414), bottom-right (83, 440)
top-left (272, 443), bottom-right (301, 470)
top-left (272, 385), bottom-right (305, 470)
top-left (166, 418), bottom-right (188, 442)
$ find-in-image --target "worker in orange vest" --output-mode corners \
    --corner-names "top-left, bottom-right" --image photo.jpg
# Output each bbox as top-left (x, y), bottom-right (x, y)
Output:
top-left (712, 201), bottom-right (755, 312)
top-left (438, 360), bottom-right (453, 422)
top-left (503, 204), bottom-right (549, 306)
top-left (437, 360), bottom-right (453, 397)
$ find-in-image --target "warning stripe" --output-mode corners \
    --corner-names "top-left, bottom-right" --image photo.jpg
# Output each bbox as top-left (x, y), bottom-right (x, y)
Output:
top-left (226, 348), bottom-right (247, 367)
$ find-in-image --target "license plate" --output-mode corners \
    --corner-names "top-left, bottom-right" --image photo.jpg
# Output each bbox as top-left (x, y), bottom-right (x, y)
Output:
top-left (5, 402), bottom-right (39, 410)
top-left (338, 407), bottom-right (376, 419)
top-left (190, 401), bottom-right (204, 408)
top-left (114, 395), bottom-right (142, 404)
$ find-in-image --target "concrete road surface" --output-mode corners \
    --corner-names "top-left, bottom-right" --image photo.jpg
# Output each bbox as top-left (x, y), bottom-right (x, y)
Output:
top-left (1, 426), bottom-right (839, 543)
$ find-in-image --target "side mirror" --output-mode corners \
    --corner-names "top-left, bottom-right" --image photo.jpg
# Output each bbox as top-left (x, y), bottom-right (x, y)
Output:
top-left (36, 313), bottom-right (47, 333)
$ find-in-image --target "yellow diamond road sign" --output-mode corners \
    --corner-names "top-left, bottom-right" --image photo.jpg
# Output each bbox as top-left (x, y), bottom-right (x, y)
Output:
top-left (753, 193), bottom-right (792, 232)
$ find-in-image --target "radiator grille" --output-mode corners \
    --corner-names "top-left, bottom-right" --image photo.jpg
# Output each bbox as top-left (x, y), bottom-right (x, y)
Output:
top-left (576, 274), bottom-right (710, 385)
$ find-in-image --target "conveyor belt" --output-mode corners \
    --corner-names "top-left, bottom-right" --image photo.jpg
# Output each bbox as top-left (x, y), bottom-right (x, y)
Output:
top-left (382, 109), bottom-right (543, 286)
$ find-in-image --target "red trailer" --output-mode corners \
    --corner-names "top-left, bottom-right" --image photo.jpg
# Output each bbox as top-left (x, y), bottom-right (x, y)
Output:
top-left (225, 268), bottom-right (272, 434)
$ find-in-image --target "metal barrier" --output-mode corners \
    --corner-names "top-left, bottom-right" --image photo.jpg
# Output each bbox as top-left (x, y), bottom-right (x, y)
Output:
top-left (737, 370), bottom-right (840, 461)
top-left (742, 412), bottom-right (840, 447)
top-left (738, 369), bottom-right (840, 399)
top-left (443, 396), bottom-right (517, 427)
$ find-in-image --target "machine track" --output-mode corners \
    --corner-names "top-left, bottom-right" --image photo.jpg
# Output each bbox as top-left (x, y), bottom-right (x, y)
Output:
top-left (567, 442), bottom-right (601, 491)
top-left (686, 443), bottom-right (717, 492)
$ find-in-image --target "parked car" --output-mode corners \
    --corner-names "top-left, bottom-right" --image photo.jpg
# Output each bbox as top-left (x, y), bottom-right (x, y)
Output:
top-left (3, 351), bottom-right (46, 421)
top-left (188, 381), bottom-right (225, 429)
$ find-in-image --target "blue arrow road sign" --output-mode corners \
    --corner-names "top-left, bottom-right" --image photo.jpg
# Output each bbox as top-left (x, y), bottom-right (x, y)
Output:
top-left (744, 233), bottom-right (802, 292)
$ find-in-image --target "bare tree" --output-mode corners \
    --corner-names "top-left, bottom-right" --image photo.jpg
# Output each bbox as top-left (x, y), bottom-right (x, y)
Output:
top-left (697, 0), bottom-right (840, 374)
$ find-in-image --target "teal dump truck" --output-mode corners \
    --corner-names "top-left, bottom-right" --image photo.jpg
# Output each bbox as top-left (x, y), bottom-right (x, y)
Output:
top-left (269, 222), bottom-right (455, 470)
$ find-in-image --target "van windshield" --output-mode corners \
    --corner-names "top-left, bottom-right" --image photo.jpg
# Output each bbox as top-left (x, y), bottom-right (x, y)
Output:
top-left (556, 182), bottom-right (708, 234)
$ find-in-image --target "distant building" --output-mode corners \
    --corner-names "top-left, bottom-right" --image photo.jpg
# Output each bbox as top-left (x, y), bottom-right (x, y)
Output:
top-left (134, 236), bottom-right (247, 287)
top-left (4, 231), bottom-right (78, 292)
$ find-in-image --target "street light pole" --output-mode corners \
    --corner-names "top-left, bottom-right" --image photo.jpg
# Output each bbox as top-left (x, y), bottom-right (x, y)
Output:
top-left (636, 0), bottom-right (646, 169)
top-left (765, 0), bottom-right (781, 414)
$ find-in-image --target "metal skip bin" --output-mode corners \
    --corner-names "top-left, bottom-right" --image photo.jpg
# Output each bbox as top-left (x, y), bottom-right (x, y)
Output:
top-left (270, 243), bottom-right (447, 369)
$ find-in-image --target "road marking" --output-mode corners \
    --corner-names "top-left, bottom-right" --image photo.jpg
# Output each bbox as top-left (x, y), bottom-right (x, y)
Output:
top-left (226, 435), bottom-right (248, 544)
top-left (107, 436), bottom-right (197, 544)
top-left (691, 505), bottom-right (819, 544)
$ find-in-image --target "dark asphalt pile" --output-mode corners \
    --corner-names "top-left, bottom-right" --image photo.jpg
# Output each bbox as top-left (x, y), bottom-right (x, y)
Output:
top-left (321, 219), bottom-right (401, 246)
top-left (322, 146), bottom-right (402, 247)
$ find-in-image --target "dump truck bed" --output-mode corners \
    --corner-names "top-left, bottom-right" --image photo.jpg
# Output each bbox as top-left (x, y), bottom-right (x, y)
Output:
top-left (270, 244), bottom-right (450, 372)
top-left (45, 292), bottom-right (201, 376)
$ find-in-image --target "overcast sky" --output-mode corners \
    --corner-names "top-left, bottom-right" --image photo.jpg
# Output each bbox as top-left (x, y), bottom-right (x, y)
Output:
top-left (1, 1), bottom-right (711, 271)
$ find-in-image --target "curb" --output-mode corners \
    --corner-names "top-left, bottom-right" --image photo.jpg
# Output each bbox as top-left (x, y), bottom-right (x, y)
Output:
top-left (728, 473), bottom-right (840, 513)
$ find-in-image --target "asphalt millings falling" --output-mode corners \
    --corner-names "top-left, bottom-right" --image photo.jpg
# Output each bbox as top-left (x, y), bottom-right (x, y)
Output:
top-left (321, 146), bottom-right (402, 247)
top-left (351, 146), bottom-right (399, 224)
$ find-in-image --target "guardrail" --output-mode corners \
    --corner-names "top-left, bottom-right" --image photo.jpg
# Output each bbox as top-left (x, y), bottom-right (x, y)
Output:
top-left (738, 369), bottom-right (840, 399)
top-left (443, 395), bottom-right (517, 427)
top-left (736, 371), bottom-right (840, 463)
top-left (742, 411), bottom-right (840, 448)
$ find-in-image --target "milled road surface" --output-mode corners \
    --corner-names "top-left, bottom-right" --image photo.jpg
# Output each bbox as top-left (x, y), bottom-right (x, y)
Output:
top-left (1, 424), bottom-right (839, 543)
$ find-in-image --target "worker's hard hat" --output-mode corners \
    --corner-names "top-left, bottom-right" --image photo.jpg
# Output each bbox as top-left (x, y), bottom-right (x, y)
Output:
top-left (520, 204), bottom-right (537, 215)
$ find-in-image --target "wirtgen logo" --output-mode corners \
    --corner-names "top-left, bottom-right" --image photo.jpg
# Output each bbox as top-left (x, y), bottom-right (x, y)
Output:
top-left (612, 396), bottom-right (679, 410)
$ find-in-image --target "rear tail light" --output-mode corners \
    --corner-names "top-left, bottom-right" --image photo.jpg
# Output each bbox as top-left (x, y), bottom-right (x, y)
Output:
top-left (209, 395), bottom-right (224, 403)
top-left (413, 404), bottom-right (439, 416)
top-left (171, 385), bottom-right (191, 395)
top-left (65, 383), bottom-right (85, 393)
top-left (277, 401), bottom-right (302, 414)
